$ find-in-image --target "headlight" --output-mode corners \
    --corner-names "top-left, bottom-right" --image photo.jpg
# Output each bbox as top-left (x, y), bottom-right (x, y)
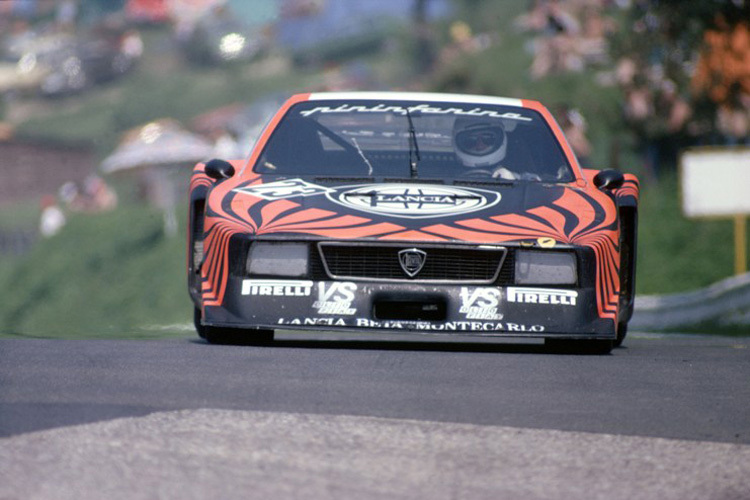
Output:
top-left (515, 250), bottom-right (577, 285)
top-left (247, 242), bottom-right (308, 277)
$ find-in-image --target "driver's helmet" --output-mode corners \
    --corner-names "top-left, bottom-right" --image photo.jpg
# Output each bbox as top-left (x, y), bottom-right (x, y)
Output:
top-left (453, 118), bottom-right (507, 168)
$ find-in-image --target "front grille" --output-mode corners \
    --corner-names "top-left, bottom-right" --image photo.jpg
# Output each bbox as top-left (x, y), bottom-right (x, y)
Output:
top-left (318, 243), bottom-right (510, 284)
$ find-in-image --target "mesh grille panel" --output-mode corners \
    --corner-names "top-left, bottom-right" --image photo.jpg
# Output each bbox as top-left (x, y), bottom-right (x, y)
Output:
top-left (319, 244), bottom-right (511, 284)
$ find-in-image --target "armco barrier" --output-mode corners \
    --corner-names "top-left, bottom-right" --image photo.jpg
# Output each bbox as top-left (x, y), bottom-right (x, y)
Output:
top-left (631, 272), bottom-right (750, 330)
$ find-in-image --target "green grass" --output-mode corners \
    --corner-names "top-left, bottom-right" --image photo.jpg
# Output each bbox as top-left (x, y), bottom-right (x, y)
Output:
top-left (0, 199), bottom-right (41, 229)
top-left (0, 205), bottom-right (191, 338)
top-left (636, 173), bottom-right (746, 294)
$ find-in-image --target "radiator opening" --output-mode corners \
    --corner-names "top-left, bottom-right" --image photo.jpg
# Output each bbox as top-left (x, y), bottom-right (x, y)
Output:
top-left (373, 298), bottom-right (447, 321)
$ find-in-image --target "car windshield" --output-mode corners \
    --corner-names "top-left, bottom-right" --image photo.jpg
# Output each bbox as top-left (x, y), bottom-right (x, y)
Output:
top-left (254, 99), bottom-right (575, 182)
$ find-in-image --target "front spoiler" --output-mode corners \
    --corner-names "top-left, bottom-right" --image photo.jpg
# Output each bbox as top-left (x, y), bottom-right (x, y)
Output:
top-left (202, 278), bottom-right (616, 339)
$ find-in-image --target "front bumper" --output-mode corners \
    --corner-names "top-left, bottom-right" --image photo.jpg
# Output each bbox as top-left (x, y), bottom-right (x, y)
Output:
top-left (203, 278), bottom-right (616, 339)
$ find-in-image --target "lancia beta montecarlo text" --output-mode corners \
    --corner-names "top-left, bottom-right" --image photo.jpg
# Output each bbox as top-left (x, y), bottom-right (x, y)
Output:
top-left (189, 91), bottom-right (639, 353)
top-left (275, 317), bottom-right (546, 333)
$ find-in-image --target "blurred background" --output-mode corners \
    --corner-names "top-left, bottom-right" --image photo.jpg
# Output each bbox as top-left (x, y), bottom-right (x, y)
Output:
top-left (0, 0), bottom-right (748, 337)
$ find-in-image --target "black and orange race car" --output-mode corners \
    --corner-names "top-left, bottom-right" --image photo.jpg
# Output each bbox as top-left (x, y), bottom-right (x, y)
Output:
top-left (188, 92), bottom-right (638, 353)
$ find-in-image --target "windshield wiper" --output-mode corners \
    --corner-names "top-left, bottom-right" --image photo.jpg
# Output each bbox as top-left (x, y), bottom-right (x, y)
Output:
top-left (405, 108), bottom-right (420, 179)
top-left (351, 137), bottom-right (373, 176)
top-left (310, 119), bottom-right (374, 176)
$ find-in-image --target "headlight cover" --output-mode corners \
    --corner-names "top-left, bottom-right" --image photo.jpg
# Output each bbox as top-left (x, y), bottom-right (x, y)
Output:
top-left (515, 250), bottom-right (577, 285)
top-left (247, 242), bottom-right (309, 277)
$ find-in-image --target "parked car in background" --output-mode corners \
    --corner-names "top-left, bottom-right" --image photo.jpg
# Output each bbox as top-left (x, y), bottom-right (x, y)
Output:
top-left (182, 6), bottom-right (266, 65)
top-left (0, 25), bottom-right (141, 97)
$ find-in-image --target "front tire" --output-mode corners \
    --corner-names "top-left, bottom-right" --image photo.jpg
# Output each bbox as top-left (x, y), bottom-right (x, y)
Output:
top-left (194, 307), bottom-right (274, 345)
top-left (613, 322), bottom-right (628, 348)
top-left (194, 307), bottom-right (206, 339)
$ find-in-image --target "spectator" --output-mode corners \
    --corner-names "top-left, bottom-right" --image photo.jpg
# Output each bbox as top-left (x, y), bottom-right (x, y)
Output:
top-left (716, 84), bottom-right (750, 145)
top-left (58, 177), bottom-right (118, 213)
top-left (59, 181), bottom-right (86, 212)
top-left (39, 195), bottom-right (66, 238)
top-left (518, 0), bottom-right (619, 79)
top-left (557, 105), bottom-right (592, 166)
top-left (84, 175), bottom-right (118, 212)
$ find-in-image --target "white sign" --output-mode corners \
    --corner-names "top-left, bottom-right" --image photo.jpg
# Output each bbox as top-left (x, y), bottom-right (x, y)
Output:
top-left (681, 147), bottom-right (750, 218)
top-left (327, 184), bottom-right (500, 219)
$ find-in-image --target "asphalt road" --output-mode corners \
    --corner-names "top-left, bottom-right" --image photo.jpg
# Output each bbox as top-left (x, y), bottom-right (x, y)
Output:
top-left (1, 332), bottom-right (749, 499)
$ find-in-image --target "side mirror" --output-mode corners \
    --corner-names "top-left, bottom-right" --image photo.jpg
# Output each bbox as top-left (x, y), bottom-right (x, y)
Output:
top-left (593, 169), bottom-right (624, 190)
top-left (204, 159), bottom-right (235, 180)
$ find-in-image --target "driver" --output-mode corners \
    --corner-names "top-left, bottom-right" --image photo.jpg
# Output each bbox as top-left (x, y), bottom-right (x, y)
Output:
top-left (453, 117), bottom-right (517, 179)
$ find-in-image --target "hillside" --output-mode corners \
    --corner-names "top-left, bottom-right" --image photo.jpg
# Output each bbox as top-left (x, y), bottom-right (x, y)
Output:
top-left (0, 3), bottom-right (746, 337)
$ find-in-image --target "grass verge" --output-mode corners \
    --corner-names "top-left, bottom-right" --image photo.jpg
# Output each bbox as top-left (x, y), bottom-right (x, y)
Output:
top-left (0, 205), bottom-right (192, 338)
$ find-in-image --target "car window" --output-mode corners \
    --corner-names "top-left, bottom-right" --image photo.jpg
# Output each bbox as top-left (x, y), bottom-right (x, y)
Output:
top-left (254, 100), bottom-right (575, 182)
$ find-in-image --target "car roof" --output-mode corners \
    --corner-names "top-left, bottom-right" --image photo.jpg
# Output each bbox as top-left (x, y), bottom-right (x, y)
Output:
top-left (305, 91), bottom-right (529, 108)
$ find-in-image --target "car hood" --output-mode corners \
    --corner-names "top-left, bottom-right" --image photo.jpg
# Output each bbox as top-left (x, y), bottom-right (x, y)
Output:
top-left (207, 175), bottom-right (616, 246)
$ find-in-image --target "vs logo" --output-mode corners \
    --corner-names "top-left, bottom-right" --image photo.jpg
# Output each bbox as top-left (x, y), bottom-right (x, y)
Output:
top-left (459, 287), bottom-right (503, 320)
top-left (313, 282), bottom-right (357, 315)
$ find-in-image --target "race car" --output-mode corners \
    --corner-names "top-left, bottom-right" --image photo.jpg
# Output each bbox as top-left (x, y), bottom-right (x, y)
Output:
top-left (188, 92), bottom-right (639, 353)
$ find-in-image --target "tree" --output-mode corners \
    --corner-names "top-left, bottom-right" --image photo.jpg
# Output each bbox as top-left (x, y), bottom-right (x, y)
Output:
top-left (613, 0), bottom-right (750, 141)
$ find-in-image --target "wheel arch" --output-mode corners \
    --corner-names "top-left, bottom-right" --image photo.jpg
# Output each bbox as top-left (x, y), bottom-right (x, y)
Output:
top-left (187, 188), bottom-right (208, 306)
top-left (618, 203), bottom-right (638, 322)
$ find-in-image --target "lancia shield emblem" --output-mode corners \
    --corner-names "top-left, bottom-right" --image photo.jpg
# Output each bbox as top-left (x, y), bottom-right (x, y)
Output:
top-left (398, 248), bottom-right (427, 277)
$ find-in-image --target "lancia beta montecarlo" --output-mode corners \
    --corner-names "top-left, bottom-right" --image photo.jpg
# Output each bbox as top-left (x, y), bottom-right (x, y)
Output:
top-left (188, 92), bottom-right (639, 353)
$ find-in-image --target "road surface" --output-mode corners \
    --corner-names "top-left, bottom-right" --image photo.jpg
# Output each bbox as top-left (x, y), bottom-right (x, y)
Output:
top-left (1, 332), bottom-right (748, 499)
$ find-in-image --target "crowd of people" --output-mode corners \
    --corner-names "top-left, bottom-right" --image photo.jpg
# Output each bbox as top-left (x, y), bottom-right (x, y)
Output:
top-left (39, 175), bottom-right (117, 238)
top-left (515, 0), bottom-right (750, 181)
top-left (693, 16), bottom-right (750, 146)
top-left (614, 7), bottom-right (750, 180)
top-left (616, 59), bottom-right (693, 179)
top-left (515, 0), bottom-right (623, 80)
